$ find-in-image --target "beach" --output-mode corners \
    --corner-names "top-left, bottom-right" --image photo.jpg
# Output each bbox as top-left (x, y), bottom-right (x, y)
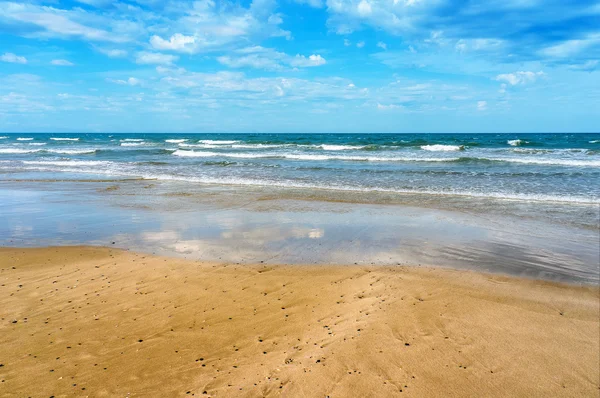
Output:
top-left (1, 246), bottom-right (598, 397)
top-left (1, 133), bottom-right (599, 396)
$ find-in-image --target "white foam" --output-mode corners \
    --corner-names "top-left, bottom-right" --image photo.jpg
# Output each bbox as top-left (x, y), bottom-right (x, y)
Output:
top-left (16, 137), bottom-right (34, 141)
top-left (165, 139), bottom-right (188, 143)
top-left (490, 157), bottom-right (600, 167)
top-left (23, 160), bottom-right (111, 166)
top-left (319, 144), bottom-right (364, 151)
top-left (0, 136), bottom-right (7, 139)
top-left (508, 139), bottom-right (526, 146)
top-left (132, 174), bottom-right (599, 205)
top-left (50, 137), bottom-right (79, 141)
top-left (47, 149), bottom-right (97, 154)
top-left (590, 140), bottom-right (600, 144)
top-left (198, 140), bottom-right (239, 145)
top-left (0, 148), bottom-right (40, 154)
top-left (172, 149), bottom-right (457, 163)
top-left (27, 143), bottom-right (46, 146)
top-left (421, 144), bottom-right (464, 151)
top-left (179, 143), bottom-right (220, 149)
top-left (121, 138), bottom-right (145, 142)
top-left (121, 142), bottom-right (145, 146)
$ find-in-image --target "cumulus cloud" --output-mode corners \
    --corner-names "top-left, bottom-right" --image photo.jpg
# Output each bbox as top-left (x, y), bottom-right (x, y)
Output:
top-left (495, 71), bottom-right (544, 86)
top-left (150, 34), bottom-right (196, 53)
top-left (477, 100), bottom-right (487, 111)
top-left (136, 52), bottom-right (178, 65)
top-left (376, 41), bottom-right (387, 50)
top-left (356, 41), bottom-right (365, 48)
top-left (1, 52), bottom-right (27, 64)
top-left (290, 54), bottom-right (326, 67)
top-left (51, 59), bottom-right (74, 66)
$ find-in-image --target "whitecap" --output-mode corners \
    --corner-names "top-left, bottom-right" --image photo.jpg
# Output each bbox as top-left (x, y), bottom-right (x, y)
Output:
top-left (507, 139), bottom-right (527, 146)
top-left (319, 144), bottom-right (364, 151)
top-left (16, 137), bottom-right (34, 141)
top-left (50, 137), bottom-right (80, 141)
top-left (165, 139), bottom-right (188, 143)
top-left (421, 144), bottom-right (464, 152)
top-left (198, 140), bottom-right (239, 145)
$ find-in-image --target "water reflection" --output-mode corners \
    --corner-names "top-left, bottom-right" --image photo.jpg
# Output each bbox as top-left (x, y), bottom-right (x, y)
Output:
top-left (0, 183), bottom-right (598, 284)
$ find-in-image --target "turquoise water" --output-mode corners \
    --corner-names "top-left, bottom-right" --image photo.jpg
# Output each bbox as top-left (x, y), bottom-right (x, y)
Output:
top-left (1, 133), bottom-right (599, 204)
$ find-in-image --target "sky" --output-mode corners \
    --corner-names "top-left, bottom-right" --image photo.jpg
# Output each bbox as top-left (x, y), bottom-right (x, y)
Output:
top-left (0, 0), bottom-right (599, 133)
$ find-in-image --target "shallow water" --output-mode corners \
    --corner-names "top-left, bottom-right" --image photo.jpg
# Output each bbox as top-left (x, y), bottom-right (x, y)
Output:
top-left (1, 180), bottom-right (598, 284)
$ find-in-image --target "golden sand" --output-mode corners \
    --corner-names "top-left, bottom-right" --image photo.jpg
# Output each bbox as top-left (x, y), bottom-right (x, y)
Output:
top-left (0, 246), bottom-right (598, 397)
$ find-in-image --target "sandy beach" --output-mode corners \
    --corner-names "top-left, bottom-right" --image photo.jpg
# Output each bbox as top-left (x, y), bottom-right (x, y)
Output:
top-left (1, 246), bottom-right (598, 397)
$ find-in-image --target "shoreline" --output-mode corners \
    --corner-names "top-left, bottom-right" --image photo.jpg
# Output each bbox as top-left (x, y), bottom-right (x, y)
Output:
top-left (1, 246), bottom-right (598, 397)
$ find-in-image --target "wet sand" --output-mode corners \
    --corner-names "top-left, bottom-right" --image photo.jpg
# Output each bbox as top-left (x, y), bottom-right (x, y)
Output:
top-left (1, 246), bottom-right (598, 397)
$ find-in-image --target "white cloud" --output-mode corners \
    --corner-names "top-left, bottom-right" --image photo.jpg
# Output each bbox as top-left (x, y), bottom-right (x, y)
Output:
top-left (539, 33), bottom-right (600, 59)
top-left (477, 100), bottom-right (487, 111)
top-left (0, 2), bottom-right (129, 42)
top-left (356, 41), bottom-right (365, 48)
top-left (1, 52), bottom-right (27, 64)
top-left (96, 48), bottom-right (127, 58)
top-left (106, 77), bottom-right (141, 86)
top-left (344, 39), bottom-right (351, 46)
top-left (217, 47), bottom-right (326, 70)
top-left (51, 59), bottom-right (74, 66)
top-left (136, 52), bottom-right (178, 65)
top-left (357, 0), bottom-right (372, 16)
top-left (376, 41), bottom-right (387, 50)
top-left (495, 71), bottom-right (544, 85)
top-left (150, 34), bottom-right (196, 53)
top-left (290, 54), bottom-right (326, 67)
top-left (377, 103), bottom-right (403, 110)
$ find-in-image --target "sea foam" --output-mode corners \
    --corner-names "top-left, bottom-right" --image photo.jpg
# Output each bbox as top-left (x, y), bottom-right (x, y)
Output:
top-left (421, 144), bottom-right (464, 151)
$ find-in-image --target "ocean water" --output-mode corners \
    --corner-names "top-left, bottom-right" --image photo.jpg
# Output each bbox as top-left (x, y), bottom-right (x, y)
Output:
top-left (1, 132), bottom-right (598, 281)
top-left (1, 133), bottom-right (598, 204)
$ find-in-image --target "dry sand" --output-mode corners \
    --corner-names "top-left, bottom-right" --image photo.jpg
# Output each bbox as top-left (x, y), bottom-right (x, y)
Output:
top-left (0, 246), bottom-right (598, 397)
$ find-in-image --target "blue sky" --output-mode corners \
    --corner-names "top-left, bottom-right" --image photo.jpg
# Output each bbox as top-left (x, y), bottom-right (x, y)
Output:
top-left (0, 0), bottom-right (599, 133)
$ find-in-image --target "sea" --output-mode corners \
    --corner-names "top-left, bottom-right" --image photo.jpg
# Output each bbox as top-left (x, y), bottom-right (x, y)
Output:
top-left (1, 132), bottom-right (599, 282)
top-left (1, 132), bottom-right (599, 201)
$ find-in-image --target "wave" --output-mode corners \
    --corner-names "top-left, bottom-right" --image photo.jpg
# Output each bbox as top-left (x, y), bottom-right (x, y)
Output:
top-left (319, 144), bottom-right (365, 151)
top-left (421, 144), bottom-right (464, 152)
top-left (590, 140), bottom-right (600, 144)
top-left (16, 138), bottom-right (34, 141)
top-left (0, 136), bottom-right (7, 139)
top-left (124, 173), bottom-right (599, 205)
top-left (27, 143), bottom-right (46, 146)
top-left (0, 148), bottom-right (97, 155)
top-left (165, 139), bottom-right (188, 143)
top-left (172, 149), bottom-right (459, 163)
top-left (489, 157), bottom-right (600, 167)
top-left (121, 139), bottom-right (145, 142)
top-left (121, 142), bottom-right (146, 146)
top-left (50, 138), bottom-right (79, 141)
top-left (49, 149), bottom-right (98, 154)
top-left (22, 160), bottom-right (111, 166)
top-left (508, 139), bottom-right (528, 146)
top-left (0, 148), bottom-right (39, 154)
top-left (198, 140), bottom-right (239, 145)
